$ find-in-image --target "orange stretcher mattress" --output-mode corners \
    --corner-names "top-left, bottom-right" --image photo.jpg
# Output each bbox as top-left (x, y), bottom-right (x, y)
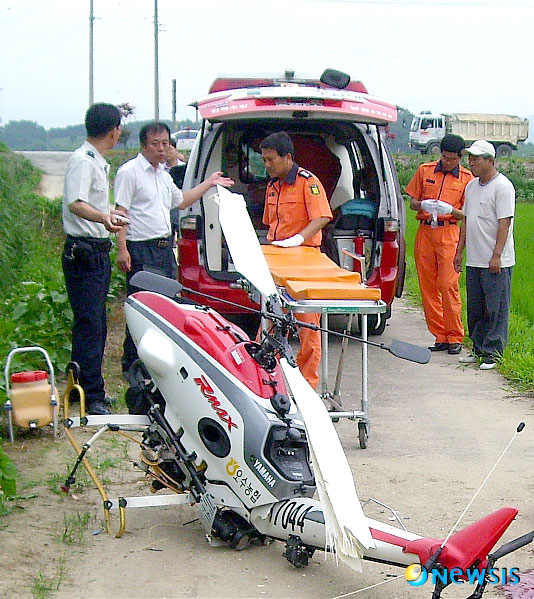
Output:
top-left (269, 267), bottom-right (361, 287)
top-left (261, 246), bottom-right (334, 268)
top-left (285, 279), bottom-right (381, 300)
top-left (261, 246), bottom-right (381, 301)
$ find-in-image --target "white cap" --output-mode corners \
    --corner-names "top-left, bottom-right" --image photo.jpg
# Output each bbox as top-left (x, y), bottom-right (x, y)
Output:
top-left (464, 139), bottom-right (496, 158)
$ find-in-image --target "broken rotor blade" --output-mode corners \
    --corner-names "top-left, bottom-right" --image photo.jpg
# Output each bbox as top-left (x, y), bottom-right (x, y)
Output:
top-left (280, 358), bottom-right (375, 571)
top-left (217, 185), bottom-right (278, 298)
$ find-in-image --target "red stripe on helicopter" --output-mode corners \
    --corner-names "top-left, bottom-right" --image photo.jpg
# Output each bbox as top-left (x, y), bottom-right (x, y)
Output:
top-left (194, 374), bottom-right (238, 432)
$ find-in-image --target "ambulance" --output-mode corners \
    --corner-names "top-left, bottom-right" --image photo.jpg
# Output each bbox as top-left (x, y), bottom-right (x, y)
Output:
top-left (178, 69), bottom-right (405, 335)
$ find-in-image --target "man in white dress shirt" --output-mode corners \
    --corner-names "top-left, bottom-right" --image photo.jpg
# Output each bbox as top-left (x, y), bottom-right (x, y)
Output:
top-left (114, 121), bottom-right (233, 375)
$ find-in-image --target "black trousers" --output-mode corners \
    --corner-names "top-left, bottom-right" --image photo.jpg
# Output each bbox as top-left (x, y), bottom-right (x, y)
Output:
top-left (62, 237), bottom-right (111, 404)
top-left (466, 266), bottom-right (513, 358)
top-left (122, 238), bottom-right (176, 373)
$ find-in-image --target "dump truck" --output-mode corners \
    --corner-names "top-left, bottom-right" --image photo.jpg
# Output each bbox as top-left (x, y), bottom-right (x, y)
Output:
top-left (409, 112), bottom-right (529, 157)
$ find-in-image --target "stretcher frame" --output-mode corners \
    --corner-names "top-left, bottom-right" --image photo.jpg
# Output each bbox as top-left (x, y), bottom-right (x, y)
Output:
top-left (265, 290), bottom-right (387, 449)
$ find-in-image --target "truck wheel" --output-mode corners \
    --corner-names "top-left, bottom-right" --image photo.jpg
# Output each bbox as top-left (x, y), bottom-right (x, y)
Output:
top-left (495, 144), bottom-right (512, 158)
top-left (426, 142), bottom-right (441, 156)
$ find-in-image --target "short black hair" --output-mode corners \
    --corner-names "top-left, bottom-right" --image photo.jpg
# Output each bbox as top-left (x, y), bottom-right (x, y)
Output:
top-left (260, 131), bottom-right (294, 158)
top-left (440, 133), bottom-right (465, 156)
top-left (169, 137), bottom-right (177, 148)
top-left (139, 121), bottom-right (171, 146)
top-left (85, 103), bottom-right (121, 138)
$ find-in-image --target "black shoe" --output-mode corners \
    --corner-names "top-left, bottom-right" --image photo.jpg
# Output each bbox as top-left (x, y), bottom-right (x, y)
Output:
top-left (86, 400), bottom-right (111, 415)
top-left (428, 342), bottom-right (449, 352)
top-left (447, 343), bottom-right (462, 355)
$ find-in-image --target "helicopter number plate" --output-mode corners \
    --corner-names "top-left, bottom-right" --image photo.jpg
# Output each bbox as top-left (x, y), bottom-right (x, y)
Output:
top-left (199, 493), bottom-right (218, 532)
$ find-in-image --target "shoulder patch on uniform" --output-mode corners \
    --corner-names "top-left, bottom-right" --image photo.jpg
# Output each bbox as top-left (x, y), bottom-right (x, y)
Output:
top-left (309, 184), bottom-right (321, 196)
top-left (298, 170), bottom-right (312, 179)
top-left (86, 150), bottom-right (95, 158)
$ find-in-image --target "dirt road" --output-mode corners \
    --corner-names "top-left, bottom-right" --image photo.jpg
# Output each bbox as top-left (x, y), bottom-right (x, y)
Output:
top-left (2, 298), bottom-right (532, 599)
top-left (18, 151), bottom-right (71, 199)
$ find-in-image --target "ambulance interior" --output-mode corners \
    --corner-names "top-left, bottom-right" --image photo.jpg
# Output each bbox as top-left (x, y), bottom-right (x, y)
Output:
top-left (199, 120), bottom-right (399, 283)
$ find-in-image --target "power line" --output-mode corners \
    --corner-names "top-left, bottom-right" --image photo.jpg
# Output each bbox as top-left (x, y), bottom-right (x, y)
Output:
top-left (0, 26), bottom-right (85, 67)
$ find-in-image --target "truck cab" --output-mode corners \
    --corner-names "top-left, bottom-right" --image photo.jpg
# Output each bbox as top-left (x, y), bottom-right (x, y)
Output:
top-left (178, 69), bottom-right (405, 335)
top-left (409, 112), bottom-right (445, 155)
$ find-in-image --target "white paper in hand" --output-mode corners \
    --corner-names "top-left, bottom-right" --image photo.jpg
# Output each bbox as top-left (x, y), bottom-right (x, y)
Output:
top-left (420, 199), bottom-right (437, 213)
top-left (436, 200), bottom-right (453, 215)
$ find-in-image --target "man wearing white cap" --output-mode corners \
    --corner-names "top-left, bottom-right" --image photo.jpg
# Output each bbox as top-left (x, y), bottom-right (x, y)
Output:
top-left (453, 140), bottom-right (515, 370)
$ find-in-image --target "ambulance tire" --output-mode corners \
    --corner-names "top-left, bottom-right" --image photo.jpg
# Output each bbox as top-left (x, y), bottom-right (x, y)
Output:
top-left (367, 313), bottom-right (387, 336)
top-left (358, 308), bottom-right (389, 336)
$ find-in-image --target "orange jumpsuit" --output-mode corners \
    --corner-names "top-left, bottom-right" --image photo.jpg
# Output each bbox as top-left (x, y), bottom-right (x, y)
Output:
top-left (405, 161), bottom-right (474, 344)
top-left (263, 163), bottom-right (332, 389)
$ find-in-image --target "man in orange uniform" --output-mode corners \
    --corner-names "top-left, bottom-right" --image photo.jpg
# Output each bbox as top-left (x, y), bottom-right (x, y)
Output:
top-left (405, 134), bottom-right (473, 354)
top-left (260, 132), bottom-right (333, 389)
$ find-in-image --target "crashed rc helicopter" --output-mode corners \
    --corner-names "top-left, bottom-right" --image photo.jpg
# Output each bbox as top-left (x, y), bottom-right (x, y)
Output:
top-left (63, 187), bottom-right (532, 598)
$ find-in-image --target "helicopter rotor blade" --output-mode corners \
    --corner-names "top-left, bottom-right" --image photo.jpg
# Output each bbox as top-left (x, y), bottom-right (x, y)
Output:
top-left (280, 358), bottom-right (375, 568)
top-left (216, 186), bottom-right (278, 298)
top-left (388, 339), bottom-right (431, 364)
top-left (217, 185), bottom-right (376, 568)
top-left (130, 270), bottom-right (183, 299)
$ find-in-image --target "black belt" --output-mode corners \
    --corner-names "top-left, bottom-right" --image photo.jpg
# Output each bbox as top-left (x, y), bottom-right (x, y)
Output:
top-left (66, 235), bottom-right (112, 252)
top-left (128, 236), bottom-right (173, 248)
top-left (420, 220), bottom-right (457, 226)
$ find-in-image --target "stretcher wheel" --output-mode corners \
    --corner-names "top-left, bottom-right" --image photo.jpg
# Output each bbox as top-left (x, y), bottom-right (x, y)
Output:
top-left (358, 422), bottom-right (368, 449)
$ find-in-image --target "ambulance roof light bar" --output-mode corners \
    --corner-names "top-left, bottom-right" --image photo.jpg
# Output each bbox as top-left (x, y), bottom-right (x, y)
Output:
top-left (209, 69), bottom-right (368, 95)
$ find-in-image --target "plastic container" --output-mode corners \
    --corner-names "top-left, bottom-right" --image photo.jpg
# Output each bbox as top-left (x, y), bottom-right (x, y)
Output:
top-left (9, 370), bottom-right (56, 429)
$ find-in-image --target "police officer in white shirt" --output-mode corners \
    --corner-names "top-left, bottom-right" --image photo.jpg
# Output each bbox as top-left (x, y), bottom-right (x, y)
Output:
top-left (114, 121), bottom-right (233, 376)
top-left (62, 103), bottom-right (125, 415)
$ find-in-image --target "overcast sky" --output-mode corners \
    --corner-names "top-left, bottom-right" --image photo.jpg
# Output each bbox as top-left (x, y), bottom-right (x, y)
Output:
top-left (1, 0), bottom-right (533, 129)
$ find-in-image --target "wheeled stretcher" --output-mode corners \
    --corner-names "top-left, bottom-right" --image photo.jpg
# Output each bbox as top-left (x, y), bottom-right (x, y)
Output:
top-left (262, 246), bottom-right (386, 448)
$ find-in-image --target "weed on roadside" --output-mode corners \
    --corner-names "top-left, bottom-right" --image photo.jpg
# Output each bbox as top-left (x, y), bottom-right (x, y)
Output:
top-left (30, 553), bottom-right (68, 599)
top-left (58, 510), bottom-right (90, 545)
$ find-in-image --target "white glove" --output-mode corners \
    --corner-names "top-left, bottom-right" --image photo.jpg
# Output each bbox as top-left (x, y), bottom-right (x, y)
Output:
top-left (436, 200), bottom-right (453, 215)
top-left (272, 234), bottom-right (304, 248)
top-left (420, 199), bottom-right (438, 213)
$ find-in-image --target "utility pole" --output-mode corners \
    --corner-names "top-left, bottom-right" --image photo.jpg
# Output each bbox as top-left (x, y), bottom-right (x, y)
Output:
top-left (154, 0), bottom-right (159, 119)
top-left (89, 0), bottom-right (94, 106)
top-left (172, 79), bottom-right (177, 131)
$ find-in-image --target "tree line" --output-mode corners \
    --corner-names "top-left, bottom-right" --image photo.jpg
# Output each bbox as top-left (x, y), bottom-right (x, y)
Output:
top-left (1, 110), bottom-right (533, 155)
top-left (0, 118), bottom-right (200, 151)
